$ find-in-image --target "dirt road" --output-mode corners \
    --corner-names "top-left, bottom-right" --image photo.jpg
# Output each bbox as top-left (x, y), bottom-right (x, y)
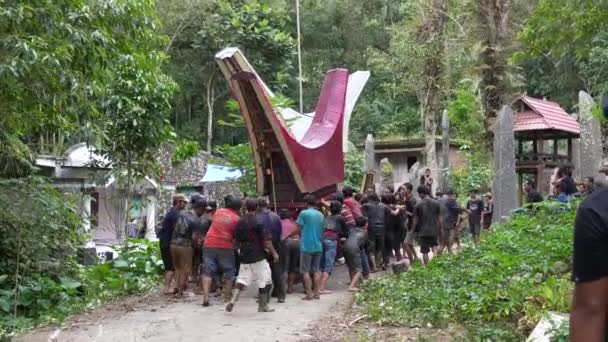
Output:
top-left (18, 265), bottom-right (353, 342)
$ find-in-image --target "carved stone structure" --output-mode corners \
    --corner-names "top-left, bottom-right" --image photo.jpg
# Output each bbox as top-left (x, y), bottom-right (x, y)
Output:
top-left (577, 91), bottom-right (603, 181)
top-left (493, 106), bottom-right (518, 223)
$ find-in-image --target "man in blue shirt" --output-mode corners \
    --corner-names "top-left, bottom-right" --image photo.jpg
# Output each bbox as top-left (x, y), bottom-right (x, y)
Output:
top-left (296, 193), bottom-right (324, 300)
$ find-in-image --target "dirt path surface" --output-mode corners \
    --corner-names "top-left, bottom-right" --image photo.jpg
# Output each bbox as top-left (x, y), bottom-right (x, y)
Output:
top-left (17, 265), bottom-right (353, 342)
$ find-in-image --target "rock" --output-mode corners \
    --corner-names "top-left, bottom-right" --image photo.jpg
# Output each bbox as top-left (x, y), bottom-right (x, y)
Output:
top-left (391, 259), bottom-right (409, 275)
top-left (526, 312), bottom-right (568, 342)
top-left (492, 106), bottom-right (518, 224)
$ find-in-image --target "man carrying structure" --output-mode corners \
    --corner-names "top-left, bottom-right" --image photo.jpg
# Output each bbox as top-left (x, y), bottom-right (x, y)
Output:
top-left (297, 194), bottom-right (324, 300)
top-left (201, 194), bottom-right (242, 307)
top-left (159, 193), bottom-right (188, 295)
top-left (413, 185), bottom-right (442, 266)
top-left (226, 199), bottom-right (279, 313)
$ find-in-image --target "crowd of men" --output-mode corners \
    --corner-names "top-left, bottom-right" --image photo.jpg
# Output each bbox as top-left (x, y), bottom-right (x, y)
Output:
top-left (156, 171), bottom-right (501, 313)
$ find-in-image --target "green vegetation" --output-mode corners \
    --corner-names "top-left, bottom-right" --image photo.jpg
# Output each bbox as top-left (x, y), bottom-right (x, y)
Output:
top-left (449, 148), bottom-right (493, 196)
top-left (356, 201), bottom-right (577, 340)
top-left (0, 239), bottom-right (161, 339)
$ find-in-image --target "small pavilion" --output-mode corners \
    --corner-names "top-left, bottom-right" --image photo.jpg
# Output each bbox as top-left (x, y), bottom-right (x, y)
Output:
top-left (513, 96), bottom-right (580, 203)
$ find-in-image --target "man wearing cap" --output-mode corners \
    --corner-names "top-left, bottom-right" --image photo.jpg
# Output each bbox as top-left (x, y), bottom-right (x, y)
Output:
top-left (570, 162), bottom-right (608, 341)
top-left (159, 193), bottom-right (188, 294)
top-left (170, 193), bottom-right (209, 296)
top-left (201, 194), bottom-right (242, 307)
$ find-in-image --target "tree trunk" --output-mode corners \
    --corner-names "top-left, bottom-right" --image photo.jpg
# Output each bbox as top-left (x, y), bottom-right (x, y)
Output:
top-left (417, 0), bottom-right (448, 192)
top-left (477, 0), bottom-right (512, 134)
top-left (206, 75), bottom-right (216, 153)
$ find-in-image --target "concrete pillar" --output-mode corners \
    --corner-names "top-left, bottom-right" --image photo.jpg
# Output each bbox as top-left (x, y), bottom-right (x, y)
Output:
top-left (81, 193), bottom-right (92, 232)
top-left (145, 195), bottom-right (157, 240)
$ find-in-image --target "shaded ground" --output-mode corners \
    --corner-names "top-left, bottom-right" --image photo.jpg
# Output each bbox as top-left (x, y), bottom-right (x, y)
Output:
top-left (18, 248), bottom-right (462, 342)
top-left (17, 265), bottom-right (353, 342)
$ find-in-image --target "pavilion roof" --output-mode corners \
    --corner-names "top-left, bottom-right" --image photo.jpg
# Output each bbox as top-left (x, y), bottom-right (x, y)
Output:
top-left (514, 96), bottom-right (580, 137)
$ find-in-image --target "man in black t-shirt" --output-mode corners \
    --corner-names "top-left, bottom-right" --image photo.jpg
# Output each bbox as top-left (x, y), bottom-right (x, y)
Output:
top-left (466, 190), bottom-right (484, 246)
top-left (159, 193), bottom-right (188, 294)
top-left (571, 186), bottom-right (608, 341)
top-left (361, 193), bottom-right (399, 272)
top-left (413, 185), bottom-right (442, 266)
top-left (226, 199), bottom-right (279, 313)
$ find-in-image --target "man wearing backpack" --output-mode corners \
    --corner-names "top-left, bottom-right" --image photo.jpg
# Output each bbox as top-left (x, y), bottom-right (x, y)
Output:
top-left (170, 193), bottom-right (209, 297)
top-left (226, 199), bottom-right (279, 313)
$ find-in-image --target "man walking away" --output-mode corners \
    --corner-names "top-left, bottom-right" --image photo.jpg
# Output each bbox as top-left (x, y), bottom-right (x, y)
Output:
top-left (279, 209), bottom-right (300, 294)
top-left (159, 193), bottom-right (188, 294)
top-left (201, 195), bottom-right (242, 307)
top-left (319, 200), bottom-right (347, 295)
top-left (413, 186), bottom-right (442, 266)
top-left (570, 185), bottom-right (608, 341)
top-left (297, 194), bottom-right (324, 300)
top-left (256, 198), bottom-right (284, 303)
top-left (466, 190), bottom-right (484, 246)
top-left (226, 199), bottom-right (279, 313)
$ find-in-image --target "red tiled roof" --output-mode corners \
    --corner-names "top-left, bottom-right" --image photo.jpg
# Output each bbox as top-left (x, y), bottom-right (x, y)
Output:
top-left (514, 96), bottom-right (580, 136)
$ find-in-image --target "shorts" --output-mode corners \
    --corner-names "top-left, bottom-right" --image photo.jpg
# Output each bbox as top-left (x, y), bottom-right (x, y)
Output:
top-left (202, 248), bottom-right (236, 280)
top-left (404, 230), bottom-right (417, 245)
top-left (300, 251), bottom-right (321, 274)
top-left (236, 260), bottom-right (272, 289)
top-left (321, 239), bottom-right (338, 273)
top-left (170, 244), bottom-right (193, 274)
top-left (469, 222), bottom-right (481, 235)
top-left (368, 232), bottom-right (385, 255)
top-left (160, 244), bottom-right (173, 271)
top-left (344, 247), bottom-right (362, 272)
top-left (419, 236), bottom-right (438, 254)
top-left (282, 239), bottom-right (300, 273)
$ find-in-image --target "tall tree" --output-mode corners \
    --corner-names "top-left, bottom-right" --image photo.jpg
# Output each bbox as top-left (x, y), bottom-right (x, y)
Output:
top-left (0, 0), bottom-right (176, 178)
top-left (158, 0), bottom-right (295, 150)
top-left (475, 0), bottom-right (516, 131)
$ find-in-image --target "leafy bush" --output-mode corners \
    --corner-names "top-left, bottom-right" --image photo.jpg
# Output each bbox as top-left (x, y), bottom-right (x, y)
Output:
top-left (356, 201), bottom-right (577, 340)
top-left (212, 144), bottom-right (257, 195)
top-left (344, 145), bottom-right (364, 188)
top-left (172, 139), bottom-right (201, 165)
top-left (449, 147), bottom-right (492, 197)
top-left (0, 177), bottom-right (85, 282)
top-left (0, 239), bottom-right (162, 338)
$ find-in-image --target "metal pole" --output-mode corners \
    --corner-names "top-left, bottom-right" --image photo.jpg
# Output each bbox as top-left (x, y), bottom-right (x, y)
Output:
top-left (296, 0), bottom-right (304, 114)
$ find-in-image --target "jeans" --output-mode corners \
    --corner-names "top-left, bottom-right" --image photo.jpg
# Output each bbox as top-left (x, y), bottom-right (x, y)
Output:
top-left (321, 239), bottom-right (338, 273)
top-left (360, 247), bottom-right (370, 274)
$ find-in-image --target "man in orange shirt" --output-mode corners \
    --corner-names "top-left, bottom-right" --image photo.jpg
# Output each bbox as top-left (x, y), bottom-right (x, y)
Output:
top-left (201, 194), bottom-right (242, 307)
